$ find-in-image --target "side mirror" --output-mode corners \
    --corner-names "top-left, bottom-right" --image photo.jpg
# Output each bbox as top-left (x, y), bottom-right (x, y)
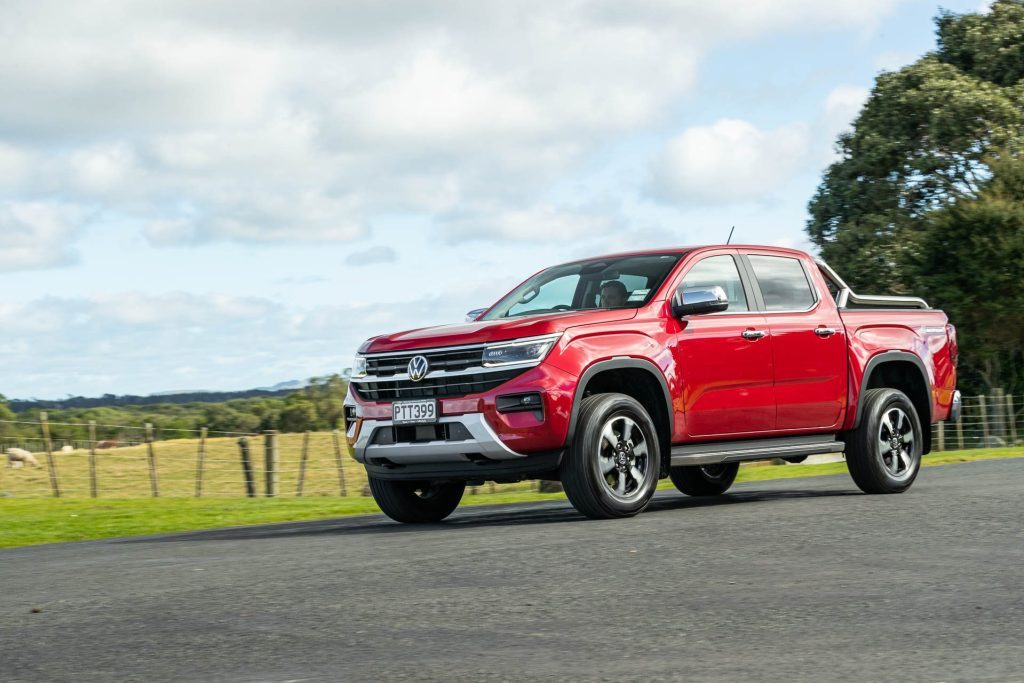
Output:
top-left (465, 308), bottom-right (488, 322)
top-left (672, 286), bottom-right (729, 317)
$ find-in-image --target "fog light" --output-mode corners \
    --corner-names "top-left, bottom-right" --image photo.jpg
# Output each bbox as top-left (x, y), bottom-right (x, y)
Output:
top-left (496, 392), bottom-right (544, 415)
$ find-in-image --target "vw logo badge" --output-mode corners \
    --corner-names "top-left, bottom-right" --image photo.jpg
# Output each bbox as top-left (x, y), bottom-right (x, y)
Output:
top-left (407, 355), bottom-right (429, 382)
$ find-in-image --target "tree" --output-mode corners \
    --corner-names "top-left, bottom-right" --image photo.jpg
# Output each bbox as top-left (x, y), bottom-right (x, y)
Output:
top-left (806, 0), bottom-right (1024, 394)
top-left (0, 394), bottom-right (15, 423)
top-left (279, 399), bottom-right (318, 432)
top-left (910, 154), bottom-right (1024, 394)
top-left (807, 0), bottom-right (1024, 292)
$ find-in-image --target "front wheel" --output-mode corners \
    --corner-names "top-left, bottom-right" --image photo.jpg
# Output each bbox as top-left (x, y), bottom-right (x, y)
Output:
top-left (368, 478), bottom-right (465, 523)
top-left (561, 393), bottom-right (661, 519)
top-left (844, 388), bottom-right (922, 494)
top-left (669, 462), bottom-right (739, 496)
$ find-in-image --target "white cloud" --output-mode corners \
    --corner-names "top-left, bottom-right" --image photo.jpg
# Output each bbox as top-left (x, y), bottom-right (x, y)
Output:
top-left (345, 245), bottom-right (397, 266)
top-left (0, 0), bottom-right (910, 268)
top-left (650, 83), bottom-right (874, 205)
top-left (651, 119), bottom-right (811, 204)
top-left (0, 291), bottom-right (476, 397)
top-left (0, 202), bottom-right (85, 272)
top-left (441, 205), bottom-right (617, 243)
top-left (823, 85), bottom-right (871, 138)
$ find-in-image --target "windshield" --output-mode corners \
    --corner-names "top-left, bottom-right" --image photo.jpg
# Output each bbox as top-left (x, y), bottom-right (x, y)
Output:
top-left (481, 253), bottom-right (684, 320)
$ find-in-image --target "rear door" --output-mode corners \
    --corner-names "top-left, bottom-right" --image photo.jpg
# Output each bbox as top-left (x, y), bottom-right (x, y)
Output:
top-left (669, 251), bottom-right (776, 438)
top-left (741, 252), bottom-right (847, 431)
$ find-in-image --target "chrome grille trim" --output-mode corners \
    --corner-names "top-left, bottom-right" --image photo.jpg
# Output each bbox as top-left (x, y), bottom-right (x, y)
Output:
top-left (354, 360), bottom-right (540, 384)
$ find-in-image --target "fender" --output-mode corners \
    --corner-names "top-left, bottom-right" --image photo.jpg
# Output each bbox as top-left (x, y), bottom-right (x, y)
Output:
top-left (563, 357), bottom-right (673, 448)
top-left (852, 350), bottom-right (932, 430)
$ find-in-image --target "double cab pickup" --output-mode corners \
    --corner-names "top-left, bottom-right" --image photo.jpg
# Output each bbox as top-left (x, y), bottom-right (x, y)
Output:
top-left (344, 246), bottom-right (960, 522)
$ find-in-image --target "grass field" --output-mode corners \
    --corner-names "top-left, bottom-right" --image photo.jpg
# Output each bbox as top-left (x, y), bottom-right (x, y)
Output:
top-left (0, 432), bottom-right (546, 500)
top-left (0, 432), bottom-right (365, 499)
top-left (2, 447), bottom-right (1021, 549)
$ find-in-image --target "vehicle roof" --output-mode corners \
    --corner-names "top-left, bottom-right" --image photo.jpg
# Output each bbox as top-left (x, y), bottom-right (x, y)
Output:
top-left (563, 244), bottom-right (812, 263)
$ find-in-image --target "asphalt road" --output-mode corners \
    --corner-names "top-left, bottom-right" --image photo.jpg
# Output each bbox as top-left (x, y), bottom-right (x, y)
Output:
top-left (2, 460), bottom-right (1023, 683)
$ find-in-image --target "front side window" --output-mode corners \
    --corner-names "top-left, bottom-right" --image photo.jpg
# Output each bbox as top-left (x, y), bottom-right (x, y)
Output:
top-left (680, 255), bottom-right (749, 312)
top-left (483, 253), bottom-right (684, 320)
top-left (748, 255), bottom-right (816, 311)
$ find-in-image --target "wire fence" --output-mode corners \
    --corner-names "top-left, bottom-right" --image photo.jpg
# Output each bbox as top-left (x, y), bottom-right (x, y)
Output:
top-left (1, 393), bottom-right (1019, 499)
top-left (930, 391), bottom-right (1020, 451)
top-left (0, 416), bottom-right (511, 500)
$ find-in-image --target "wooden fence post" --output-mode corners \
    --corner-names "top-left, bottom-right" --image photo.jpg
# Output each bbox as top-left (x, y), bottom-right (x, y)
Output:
top-left (296, 431), bottom-right (311, 497)
top-left (238, 437), bottom-right (256, 498)
top-left (1008, 395), bottom-right (1018, 446)
top-left (937, 421), bottom-right (945, 452)
top-left (39, 412), bottom-right (61, 498)
top-left (194, 427), bottom-right (207, 498)
top-left (979, 396), bottom-right (989, 448)
top-left (88, 420), bottom-right (98, 498)
top-left (331, 429), bottom-right (348, 497)
top-left (992, 388), bottom-right (1006, 445)
top-left (144, 423), bottom-right (159, 498)
top-left (264, 431), bottom-right (278, 498)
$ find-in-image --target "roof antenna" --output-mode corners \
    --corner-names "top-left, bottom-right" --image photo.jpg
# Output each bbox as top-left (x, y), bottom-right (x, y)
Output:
top-left (726, 225), bottom-right (735, 245)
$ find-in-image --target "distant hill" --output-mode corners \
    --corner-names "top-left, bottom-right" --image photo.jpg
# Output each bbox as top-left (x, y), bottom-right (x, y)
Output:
top-left (9, 385), bottom-right (305, 411)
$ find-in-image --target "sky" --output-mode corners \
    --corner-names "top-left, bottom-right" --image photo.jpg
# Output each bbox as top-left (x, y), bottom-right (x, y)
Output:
top-left (0, 0), bottom-right (984, 399)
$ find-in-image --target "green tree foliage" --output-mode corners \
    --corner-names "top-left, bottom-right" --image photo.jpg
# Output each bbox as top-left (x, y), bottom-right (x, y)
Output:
top-left (279, 399), bottom-right (319, 433)
top-left (807, 1), bottom-right (1024, 394)
top-left (0, 394), bottom-right (15, 423)
top-left (807, 0), bottom-right (1024, 292)
top-left (911, 155), bottom-right (1024, 394)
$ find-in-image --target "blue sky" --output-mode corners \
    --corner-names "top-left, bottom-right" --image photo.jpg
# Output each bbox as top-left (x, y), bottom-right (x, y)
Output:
top-left (0, 0), bottom-right (982, 398)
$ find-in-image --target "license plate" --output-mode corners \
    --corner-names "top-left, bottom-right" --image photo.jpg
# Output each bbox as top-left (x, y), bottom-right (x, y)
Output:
top-left (392, 399), bottom-right (438, 425)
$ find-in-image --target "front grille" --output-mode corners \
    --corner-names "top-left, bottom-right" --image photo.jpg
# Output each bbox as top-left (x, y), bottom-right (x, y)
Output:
top-left (365, 347), bottom-right (483, 377)
top-left (353, 368), bottom-right (526, 401)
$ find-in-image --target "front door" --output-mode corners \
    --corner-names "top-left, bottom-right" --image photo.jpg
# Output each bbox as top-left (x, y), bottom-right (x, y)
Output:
top-left (670, 252), bottom-right (776, 439)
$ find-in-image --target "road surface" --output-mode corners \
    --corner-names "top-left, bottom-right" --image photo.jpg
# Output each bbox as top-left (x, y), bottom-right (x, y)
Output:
top-left (2, 459), bottom-right (1023, 682)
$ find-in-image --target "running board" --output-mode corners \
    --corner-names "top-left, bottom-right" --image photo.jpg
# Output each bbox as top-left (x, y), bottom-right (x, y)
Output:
top-left (670, 435), bottom-right (845, 467)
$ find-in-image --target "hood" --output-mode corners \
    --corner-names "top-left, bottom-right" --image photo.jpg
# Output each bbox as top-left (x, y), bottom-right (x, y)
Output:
top-left (362, 308), bottom-right (638, 353)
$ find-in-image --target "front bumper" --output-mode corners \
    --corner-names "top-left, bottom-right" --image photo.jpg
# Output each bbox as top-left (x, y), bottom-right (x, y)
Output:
top-left (351, 412), bottom-right (526, 464)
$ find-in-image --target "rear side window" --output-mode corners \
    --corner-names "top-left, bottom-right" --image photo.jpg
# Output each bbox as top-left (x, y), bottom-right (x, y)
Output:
top-left (748, 255), bottom-right (816, 311)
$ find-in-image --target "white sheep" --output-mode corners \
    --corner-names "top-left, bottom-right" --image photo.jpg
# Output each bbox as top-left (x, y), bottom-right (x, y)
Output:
top-left (60, 445), bottom-right (74, 453)
top-left (6, 448), bottom-right (40, 468)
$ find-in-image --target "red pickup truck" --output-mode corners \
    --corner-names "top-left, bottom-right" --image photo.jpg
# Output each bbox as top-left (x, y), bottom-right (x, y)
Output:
top-left (344, 246), bottom-right (960, 522)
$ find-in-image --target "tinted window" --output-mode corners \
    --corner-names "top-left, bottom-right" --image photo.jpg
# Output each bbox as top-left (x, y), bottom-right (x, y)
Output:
top-left (681, 255), bottom-right (749, 312)
top-left (748, 255), bottom-right (816, 311)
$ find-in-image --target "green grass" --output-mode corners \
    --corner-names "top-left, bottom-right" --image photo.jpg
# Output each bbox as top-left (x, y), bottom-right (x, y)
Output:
top-left (2, 447), bottom-right (1021, 550)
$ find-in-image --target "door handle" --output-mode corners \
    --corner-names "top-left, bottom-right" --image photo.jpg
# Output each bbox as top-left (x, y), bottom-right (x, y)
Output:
top-left (742, 329), bottom-right (768, 340)
top-left (814, 327), bottom-right (837, 337)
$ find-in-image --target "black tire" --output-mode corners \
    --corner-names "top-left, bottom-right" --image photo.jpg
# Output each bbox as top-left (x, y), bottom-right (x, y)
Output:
top-left (367, 478), bottom-right (465, 523)
top-left (669, 462), bottom-right (739, 496)
top-left (561, 393), bottom-right (661, 519)
top-left (845, 388), bottom-right (923, 494)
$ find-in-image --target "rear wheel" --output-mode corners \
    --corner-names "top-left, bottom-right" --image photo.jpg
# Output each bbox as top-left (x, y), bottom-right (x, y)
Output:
top-left (367, 477), bottom-right (465, 523)
top-left (669, 462), bottom-right (739, 496)
top-left (561, 393), bottom-right (661, 519)
top-left (845, 388), bottom-right (922, 494)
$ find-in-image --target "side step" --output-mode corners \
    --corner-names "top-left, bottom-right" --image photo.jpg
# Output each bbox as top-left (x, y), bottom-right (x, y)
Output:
top-left (670, 435), bottom-right (845, 467)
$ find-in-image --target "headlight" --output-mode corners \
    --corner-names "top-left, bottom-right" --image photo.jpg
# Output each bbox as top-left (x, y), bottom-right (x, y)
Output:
top-left (482, 334), bottom-right (560, 367)
top-left (352, 355), bottom-right (367, 378)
